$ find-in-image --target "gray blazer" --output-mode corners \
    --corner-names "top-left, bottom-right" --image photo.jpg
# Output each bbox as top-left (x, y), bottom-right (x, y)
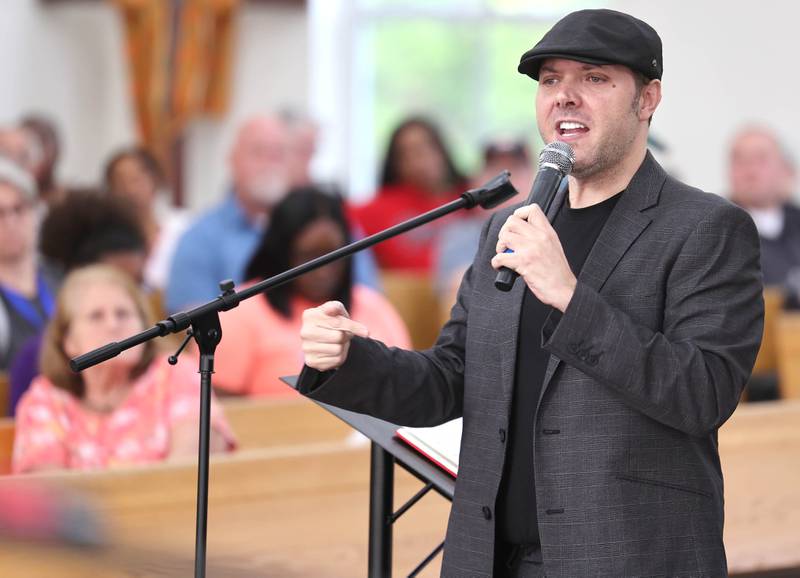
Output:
top-left (298, 153), bottom-right (764, 577)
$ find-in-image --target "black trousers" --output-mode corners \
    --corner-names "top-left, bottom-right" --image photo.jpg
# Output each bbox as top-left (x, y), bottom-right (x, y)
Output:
top-left (493, 540), bottom-right (546, 578)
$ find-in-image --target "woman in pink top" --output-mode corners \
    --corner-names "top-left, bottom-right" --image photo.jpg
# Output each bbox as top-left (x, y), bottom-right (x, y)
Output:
top-left (12, 265), bottom-right (236, 474)
top-left (214, 187), bottom-right (411, 397)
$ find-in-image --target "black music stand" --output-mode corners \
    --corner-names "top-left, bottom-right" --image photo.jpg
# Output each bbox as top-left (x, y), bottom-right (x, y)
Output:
top-left (282, 376), bottom-right (455, 578)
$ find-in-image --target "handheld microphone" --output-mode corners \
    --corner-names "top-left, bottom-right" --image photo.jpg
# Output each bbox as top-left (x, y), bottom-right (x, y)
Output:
top-left (494, 141), bottom-right (575, 292)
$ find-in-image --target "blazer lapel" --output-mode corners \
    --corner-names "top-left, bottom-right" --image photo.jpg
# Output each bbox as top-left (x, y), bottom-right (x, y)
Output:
top-left (538, 151), bottom-right (667, 398)
top-left (578, 152), bottom-right (664, 294)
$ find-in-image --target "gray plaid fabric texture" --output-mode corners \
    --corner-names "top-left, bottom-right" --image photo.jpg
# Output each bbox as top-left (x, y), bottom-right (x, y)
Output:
top-left (301, 152), bottom-right (764, 577)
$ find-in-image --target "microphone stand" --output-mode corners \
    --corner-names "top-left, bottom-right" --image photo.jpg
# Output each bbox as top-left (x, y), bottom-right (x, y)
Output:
top-left (69, 171), bottom-right (517, 578)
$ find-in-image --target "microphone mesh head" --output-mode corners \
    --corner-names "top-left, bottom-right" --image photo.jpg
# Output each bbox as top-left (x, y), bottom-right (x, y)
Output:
top-left (539, 141), bottom-right (575, 175)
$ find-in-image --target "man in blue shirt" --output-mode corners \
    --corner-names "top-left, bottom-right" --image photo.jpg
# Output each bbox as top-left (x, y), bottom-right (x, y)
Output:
top-left (167, 116), bottom-right (291, 312)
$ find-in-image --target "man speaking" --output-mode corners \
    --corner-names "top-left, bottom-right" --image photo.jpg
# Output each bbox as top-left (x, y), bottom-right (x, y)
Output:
top-left (296, 9), bottom-right (764, 578)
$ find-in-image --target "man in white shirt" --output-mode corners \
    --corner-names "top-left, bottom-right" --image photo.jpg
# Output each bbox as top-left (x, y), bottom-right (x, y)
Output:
top-left (729, 125), bottom-right (800, 290)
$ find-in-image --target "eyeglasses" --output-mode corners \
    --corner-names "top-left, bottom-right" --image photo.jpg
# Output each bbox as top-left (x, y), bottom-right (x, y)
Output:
top-left (0, 201), bottom-right (33, 221)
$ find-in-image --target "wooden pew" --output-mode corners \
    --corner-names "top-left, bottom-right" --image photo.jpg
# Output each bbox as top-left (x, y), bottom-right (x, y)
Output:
top-left (0, 417), bottom-right (12, 475)
top-left (720, 400), bottom-right (800, 575)
top-left (1, 399), bottom-right (797, 577)
top-left (0, 444), bottom-right (451, 578)
top-left (381, 271), bottom-right (442, 349)
top-left (0, 372), bottom-right (9, 418)
top-left (220, 396), bottom-right (356, 450)
top-left (751, 288), bottom-right (784, 378)
top-left (776, 312), bottom-right (800, 399)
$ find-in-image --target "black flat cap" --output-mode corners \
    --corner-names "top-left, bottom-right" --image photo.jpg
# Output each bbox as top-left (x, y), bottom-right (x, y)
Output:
top-left (518, 9), bottom-right (662, 81)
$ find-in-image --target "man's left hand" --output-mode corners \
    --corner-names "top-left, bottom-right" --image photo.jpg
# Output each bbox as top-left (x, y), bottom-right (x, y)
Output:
top-left (491, 204), bottom-right (576, 312)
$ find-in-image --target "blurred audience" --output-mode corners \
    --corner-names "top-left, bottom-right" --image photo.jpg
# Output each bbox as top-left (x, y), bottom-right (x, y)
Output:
top-left (103, 146), bottom-right (190, 290)
top-left (214, 187), bottom-right (410, 397)
top-left (20, 115), bottom-right (65, 207)
top-left (12, 265), bottom-right (236, 474)
top-left (350, 116), bottom-right (467, 273)
top-left (434, 138), bottom-right (532, 305)
top-left (7, 190), bottom-right (150, 415)
top-left (729, 125), bottom-right (800, 299)
top-left (166, 114), bottom-right (378, 313)
top-left (0, 156), bottom-right (59, 373)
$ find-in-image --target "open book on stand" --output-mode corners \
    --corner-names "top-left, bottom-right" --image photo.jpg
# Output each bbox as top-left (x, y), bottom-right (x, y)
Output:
top-left (395, 418), bottom-right (462, 477)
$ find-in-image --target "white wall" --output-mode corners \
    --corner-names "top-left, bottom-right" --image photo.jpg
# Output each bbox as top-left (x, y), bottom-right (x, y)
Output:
top-left (611, 0), bottom-right (798, 196)
top-left (0, 0), bottom-right (309, 210)
top-left (0, 0), bottom-right (135, 186)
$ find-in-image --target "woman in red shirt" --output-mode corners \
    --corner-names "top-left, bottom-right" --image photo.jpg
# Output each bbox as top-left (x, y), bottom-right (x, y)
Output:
top-left (350, 116), bottom-right (467, 273)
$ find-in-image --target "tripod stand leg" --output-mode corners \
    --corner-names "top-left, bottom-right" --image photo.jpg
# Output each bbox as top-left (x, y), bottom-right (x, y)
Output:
top-left (194, 356), bottom-right (213, 578)
top-left (191, 311), bottom-right (223, 578)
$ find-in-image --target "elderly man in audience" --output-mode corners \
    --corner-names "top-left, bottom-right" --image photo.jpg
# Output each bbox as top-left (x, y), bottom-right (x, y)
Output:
top-left (729, 125), bottom-right (800, 295)
top-left (0, 155), bottom-right (60, 373)
top-left (12, 265), bottom-right (236, 474)
top-left (166, 115), bottom-right (294, 313)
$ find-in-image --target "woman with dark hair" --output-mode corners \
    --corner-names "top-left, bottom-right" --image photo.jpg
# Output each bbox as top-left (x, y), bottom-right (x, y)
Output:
top-left (40, 189), bottom-right (148, 283)
top-left (378, 116), bottom-right (465, 191)
top-left (350, 116), bottom-right (467, 273)
top-left (213, 187), bottom-right (410, 397)
top-left (103, 146), bottom-right (190, 290)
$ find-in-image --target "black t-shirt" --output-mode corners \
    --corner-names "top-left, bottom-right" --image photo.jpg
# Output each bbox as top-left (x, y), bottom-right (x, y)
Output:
top-left (496, 190), bottom-right (622, 545)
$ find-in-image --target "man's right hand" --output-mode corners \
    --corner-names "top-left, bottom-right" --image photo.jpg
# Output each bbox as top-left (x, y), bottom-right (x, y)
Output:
top-left (300, 301), bottom-right (370, 371)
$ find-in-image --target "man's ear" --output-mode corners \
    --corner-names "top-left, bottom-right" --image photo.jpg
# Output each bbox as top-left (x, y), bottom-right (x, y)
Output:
top-left (640, 79), bottom-right (662, 122)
